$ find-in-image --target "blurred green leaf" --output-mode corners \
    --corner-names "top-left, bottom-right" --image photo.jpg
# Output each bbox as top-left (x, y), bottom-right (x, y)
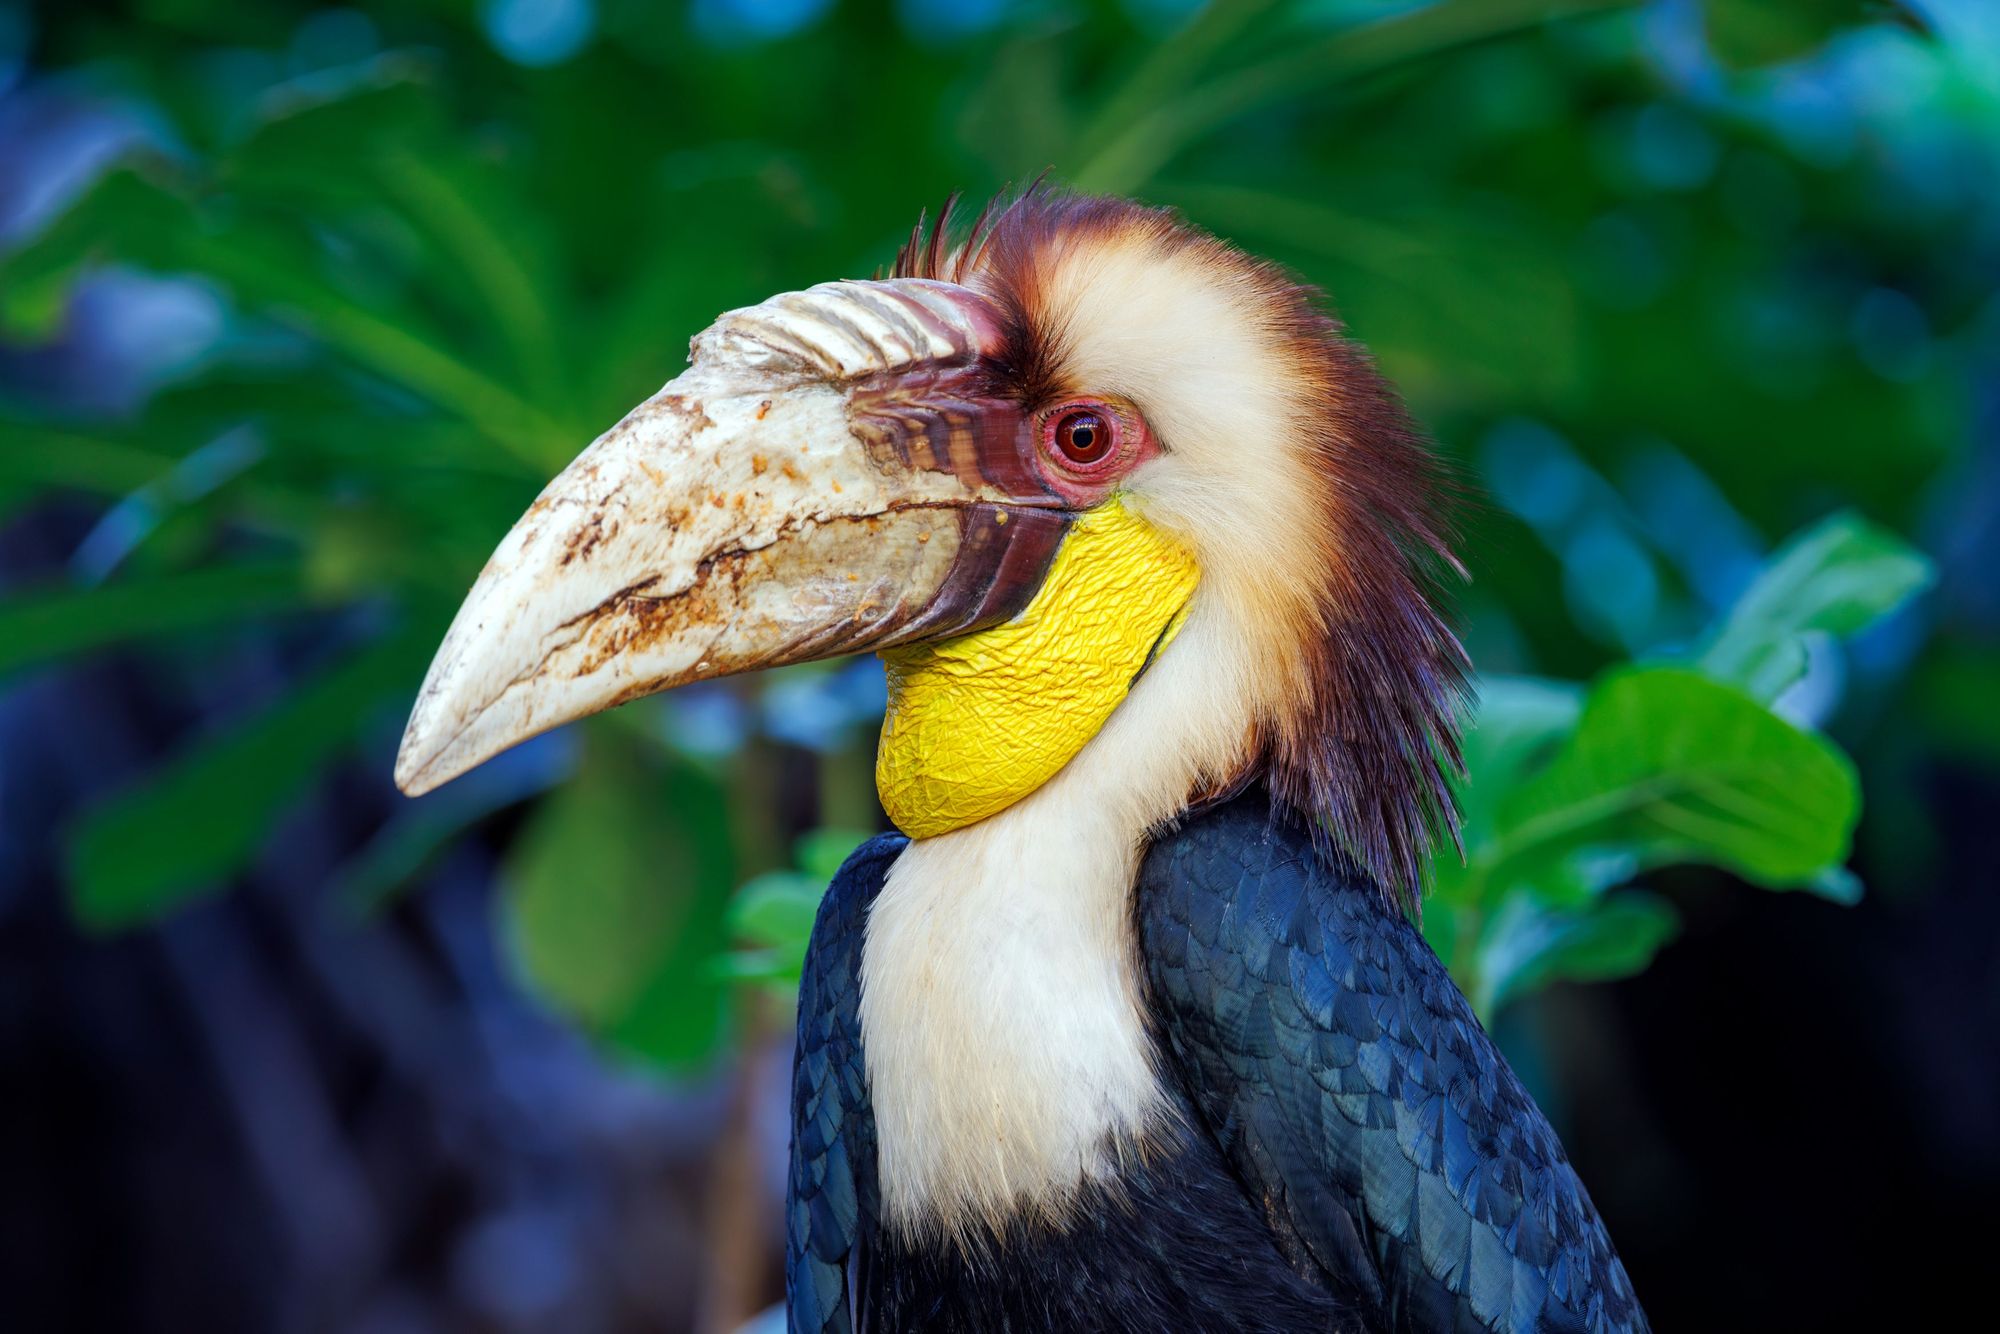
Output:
top-left (1165, 182), bottom-right (1582, 405)
top-left (1703, 0), bottom-right (1927, 70)
top-left (68, 627), bottom-right (427, 929)
top-left (2, 153), bottom-right (569, 470)
top-left (222, 57), bottom-right (440, 203)
top-left (1438, 512), bottom-right (1901, 1012)
top-left (192, 232), bottom-right (570, 470)
top-left (716, 828), bottom-right (871, 993)
top-left (1475, 890), bottom-right (1680, 1014)
top-left (503, 729), bottom-right (736, 1070)
top-left (1070, 0), bottom-right (1281, 173)
top-left (1491, 666), bottom-right (1859, 890)
top-left (730, 870), bottom-right (824, 950)
top-left (1809, 864), bottom-right (1865, 906)
top-left (0, 562), bottom-right (313, 678)
top-left (374, 151), bottom-right (568, 407)
top-left (959, 23), bottom-right (1086, 179)
top-left (6, 0), bottom-right (1970, 1053)
top-left (1077, 0), bottom-right (1643, 193)
top-left (797, 828), bottom-right (870, 881)
top-left (0, 168), bottom-right (193, 338)
top-left (1695, 509), bottom-right (1933, 702)
top-left (1451, 675), bottom-right (1583, 843)
top-left (0, 424), bottom-right (181, 496)
top-left (710, 946), bottom-right (797, 986)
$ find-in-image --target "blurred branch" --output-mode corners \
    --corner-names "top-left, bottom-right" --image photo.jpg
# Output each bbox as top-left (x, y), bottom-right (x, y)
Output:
top-left (817, 742), bottom-right (880, 834)
top-left (700, 993), bottom-right (777, 1334)
top-left (1076, 0), bottom-right (1644, 194)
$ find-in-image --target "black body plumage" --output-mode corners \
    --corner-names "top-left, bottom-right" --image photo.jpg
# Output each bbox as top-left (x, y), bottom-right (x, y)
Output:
top-left (786, 791), bottom-right (1646, 1332)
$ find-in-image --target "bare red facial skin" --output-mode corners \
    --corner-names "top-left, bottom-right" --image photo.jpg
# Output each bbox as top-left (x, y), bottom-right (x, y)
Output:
top-left (1030, 397), bottom-right (1161, 506)
top-left (835, 282), bottom-right (1161, 510)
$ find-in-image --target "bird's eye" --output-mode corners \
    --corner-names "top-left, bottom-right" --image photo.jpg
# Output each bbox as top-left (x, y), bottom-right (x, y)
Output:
top-left (1053, 409), bottom-right (1113, 466)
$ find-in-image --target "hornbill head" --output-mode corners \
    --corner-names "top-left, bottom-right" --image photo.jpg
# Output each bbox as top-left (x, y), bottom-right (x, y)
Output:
top-left (396, 189), bottom-right (1465, 901)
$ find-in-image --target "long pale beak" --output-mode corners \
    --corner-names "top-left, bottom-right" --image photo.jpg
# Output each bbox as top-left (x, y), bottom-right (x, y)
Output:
top-left (394, 279), bottom-right (1066, 796)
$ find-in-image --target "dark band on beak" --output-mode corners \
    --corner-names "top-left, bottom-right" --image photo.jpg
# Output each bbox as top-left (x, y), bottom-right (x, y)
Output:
top-left (876, 506), bottom-right (1070, 648)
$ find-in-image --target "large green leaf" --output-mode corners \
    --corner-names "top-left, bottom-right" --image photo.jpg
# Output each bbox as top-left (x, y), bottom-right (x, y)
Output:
top-left (1490, 666), bottom-right (1859, 893)
top-left (501, 729), bottom-right (737, 1071)
top-left (68, 627), bottom-right (428, 929)
top-left (1432, 675), bottom-right (1584, 918)
top-left (1696, 510), bottom-right (1934, 702)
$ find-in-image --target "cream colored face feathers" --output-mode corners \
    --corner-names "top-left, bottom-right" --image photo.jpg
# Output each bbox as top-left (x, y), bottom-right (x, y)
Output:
top-left (859, 208), bottom-right (1353, 1239)
top-left (866, 215), bottom-right (1336, 840)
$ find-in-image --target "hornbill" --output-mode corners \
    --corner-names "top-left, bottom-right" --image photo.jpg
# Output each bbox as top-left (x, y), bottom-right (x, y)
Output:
top-left (395, 189), bottom-right (1647, 1332)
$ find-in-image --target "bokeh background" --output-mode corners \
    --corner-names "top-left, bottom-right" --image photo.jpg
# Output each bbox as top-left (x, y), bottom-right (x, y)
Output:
top-left (3, 1), bottom-right (1996, 1330)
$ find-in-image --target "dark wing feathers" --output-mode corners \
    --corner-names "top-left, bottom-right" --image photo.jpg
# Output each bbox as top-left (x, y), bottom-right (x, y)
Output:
top-left (789, 797), bottom-right (1644, 1332)
top-left (786, 833), bottom-right (903, 1334)
top-left (1138, 793), bottom-right (1646, 1333)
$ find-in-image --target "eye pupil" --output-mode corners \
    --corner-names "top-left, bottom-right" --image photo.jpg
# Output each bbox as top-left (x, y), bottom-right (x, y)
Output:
top-left (1055, 409), bottom-right (1112, 464)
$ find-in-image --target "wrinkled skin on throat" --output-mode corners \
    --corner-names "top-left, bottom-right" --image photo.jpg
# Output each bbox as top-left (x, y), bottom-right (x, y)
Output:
top-left (874, 499), bottom-right (1200, 838)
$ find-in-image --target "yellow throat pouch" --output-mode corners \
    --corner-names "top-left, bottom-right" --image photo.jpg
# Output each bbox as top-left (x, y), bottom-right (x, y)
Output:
top-left (875, 498), bottom-right (1201, 839)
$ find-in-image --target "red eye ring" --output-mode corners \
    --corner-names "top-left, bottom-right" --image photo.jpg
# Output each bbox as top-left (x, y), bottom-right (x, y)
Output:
top-left (1052, 407), bottom-right (1114, 466)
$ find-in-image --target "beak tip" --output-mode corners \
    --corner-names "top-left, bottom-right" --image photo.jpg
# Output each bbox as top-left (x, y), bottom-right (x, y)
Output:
top-left (394, 679), bottom-right (520, 798)
top-left (392, 764), bottom-right (436, 799)
top-left (392, 735), bottom-right (438, 798)
top-left (393, 702), bottom-right (457, 798)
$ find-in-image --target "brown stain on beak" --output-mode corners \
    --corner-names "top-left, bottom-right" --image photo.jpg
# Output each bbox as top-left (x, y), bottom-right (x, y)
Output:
top-left (549, 504), bottom-right (1073, 712)
top-left (654, 394), bottom-right (717, 433)
top-left (560, 513), bottom-right (619, 567)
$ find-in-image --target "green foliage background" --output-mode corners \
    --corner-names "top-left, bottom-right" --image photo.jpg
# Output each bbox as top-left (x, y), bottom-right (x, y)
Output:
top-left (2, 0), bottom-right (1987, 1070)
